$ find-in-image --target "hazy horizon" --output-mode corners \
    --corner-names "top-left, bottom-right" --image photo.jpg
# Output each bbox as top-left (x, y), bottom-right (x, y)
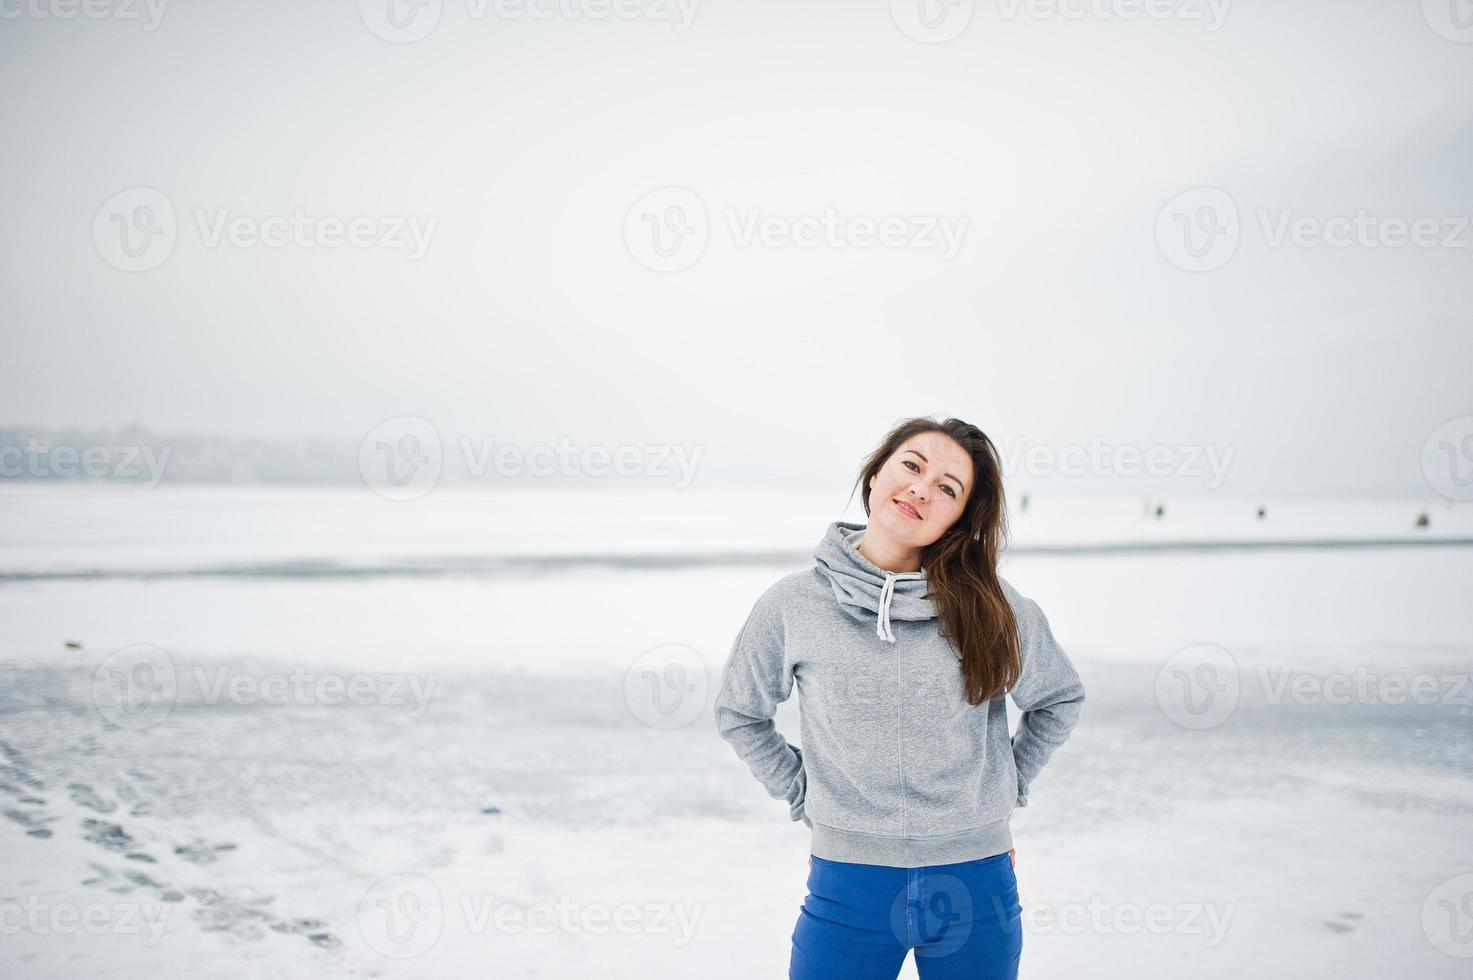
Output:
top-left (4, 0), bottom-right (1472, 499)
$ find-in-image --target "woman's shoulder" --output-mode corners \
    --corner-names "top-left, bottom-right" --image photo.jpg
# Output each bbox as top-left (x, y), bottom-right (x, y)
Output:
top-left (996, 575), bottom-right (1049, 626)
top-left (761, 566), bottom-right (826, 603)
top-left (730, 569), bottom-right (824, 646)
top-left (996, 574), bottom-right (1025, 606)
top-left (746, 567), bottom-right (828, 618)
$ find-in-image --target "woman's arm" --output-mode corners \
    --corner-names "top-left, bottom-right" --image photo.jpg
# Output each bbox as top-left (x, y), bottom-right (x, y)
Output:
top-left (713, 585), bottom-right (809, 824)
top-left (1007, 592), bottom-right (1086, 807)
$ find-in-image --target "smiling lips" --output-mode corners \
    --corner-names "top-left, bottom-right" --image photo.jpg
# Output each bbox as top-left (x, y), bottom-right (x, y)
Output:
top-left (894, 499), bottom-right (922, 521)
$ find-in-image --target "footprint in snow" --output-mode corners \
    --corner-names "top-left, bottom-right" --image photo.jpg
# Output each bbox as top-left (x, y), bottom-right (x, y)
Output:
top-left (1323, 910), bottom-right (1363, 934)
top-left (175, 837), bottom-right (240, 865)
top-left (69, 783), bottom-right (117, 813)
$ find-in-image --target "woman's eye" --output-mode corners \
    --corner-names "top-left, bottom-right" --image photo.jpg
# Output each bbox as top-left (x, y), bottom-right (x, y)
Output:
top-left (903, 460), bottom-right (919, 471)
top-left (942, 485), bottom-right (956, 498)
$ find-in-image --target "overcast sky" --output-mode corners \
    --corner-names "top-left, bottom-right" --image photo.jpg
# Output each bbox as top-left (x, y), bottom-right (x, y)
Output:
top-left (2, 0), bottom-right (1470, 496)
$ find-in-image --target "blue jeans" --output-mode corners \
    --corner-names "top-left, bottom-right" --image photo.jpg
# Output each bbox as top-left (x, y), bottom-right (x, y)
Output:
top-left (790, 851), bottom-right (1023, 980)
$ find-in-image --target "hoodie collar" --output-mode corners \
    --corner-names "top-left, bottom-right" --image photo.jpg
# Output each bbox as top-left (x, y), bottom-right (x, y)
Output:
top-left (812, 520), bottom-right (934, 643)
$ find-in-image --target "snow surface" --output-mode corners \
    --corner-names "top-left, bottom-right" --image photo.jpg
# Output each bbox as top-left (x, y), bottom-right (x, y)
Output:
top-left (1, 485), bottom-right (1470, 978)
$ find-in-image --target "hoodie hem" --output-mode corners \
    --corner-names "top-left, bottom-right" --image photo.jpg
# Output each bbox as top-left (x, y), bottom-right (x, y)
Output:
top-left (807, 818), bottom-right (1013, 868)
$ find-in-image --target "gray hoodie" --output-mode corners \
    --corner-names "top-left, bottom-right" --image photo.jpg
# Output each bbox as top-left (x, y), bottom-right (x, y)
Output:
top-left (713, 520), bottom-right (1086, 868)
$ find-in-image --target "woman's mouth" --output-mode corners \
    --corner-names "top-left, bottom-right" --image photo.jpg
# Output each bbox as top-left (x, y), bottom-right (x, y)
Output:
top-left (894, 499), bottom-right (922, 520)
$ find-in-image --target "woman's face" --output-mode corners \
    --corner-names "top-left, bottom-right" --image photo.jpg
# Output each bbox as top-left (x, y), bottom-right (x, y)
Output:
top-left (868, 432), bottom-right (973, 548)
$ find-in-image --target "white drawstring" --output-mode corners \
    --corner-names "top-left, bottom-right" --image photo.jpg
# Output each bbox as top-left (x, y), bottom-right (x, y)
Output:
top-left (876, 572), bottom-right (897, 642)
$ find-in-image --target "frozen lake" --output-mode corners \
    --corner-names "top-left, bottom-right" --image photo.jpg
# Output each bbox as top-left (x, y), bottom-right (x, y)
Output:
top-left (1, 485), bottom-right (1471, 978)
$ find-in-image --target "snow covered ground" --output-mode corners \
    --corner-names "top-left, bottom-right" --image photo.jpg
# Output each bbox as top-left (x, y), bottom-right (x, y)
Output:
top-left (1, 485), bottom-right (1470, 978)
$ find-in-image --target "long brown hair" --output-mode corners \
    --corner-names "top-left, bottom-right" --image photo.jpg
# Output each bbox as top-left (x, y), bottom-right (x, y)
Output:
top-left (852, 416), bottom-right (1020, 705)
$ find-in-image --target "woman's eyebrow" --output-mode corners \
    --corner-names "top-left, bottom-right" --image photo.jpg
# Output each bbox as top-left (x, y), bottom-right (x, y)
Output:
top-left (901, 449), bottom-right (966, 492)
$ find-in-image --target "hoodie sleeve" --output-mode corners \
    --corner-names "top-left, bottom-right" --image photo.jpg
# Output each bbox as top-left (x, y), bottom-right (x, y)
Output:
top-left (1006, 591), bottom-right (1085, 808)
top-left (713, 584), bottom-right (809, 824)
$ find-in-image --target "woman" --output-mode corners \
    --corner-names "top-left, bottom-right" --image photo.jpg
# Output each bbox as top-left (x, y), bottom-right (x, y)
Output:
top-left (713, 415), bottom-right (1086, 980)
